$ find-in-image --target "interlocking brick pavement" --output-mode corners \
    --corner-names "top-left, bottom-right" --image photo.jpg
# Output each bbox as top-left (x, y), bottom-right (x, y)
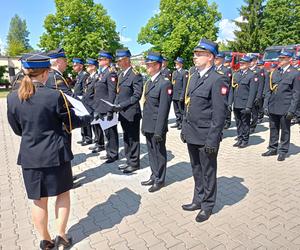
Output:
top-left (1, 98), bottom-right (300, 250)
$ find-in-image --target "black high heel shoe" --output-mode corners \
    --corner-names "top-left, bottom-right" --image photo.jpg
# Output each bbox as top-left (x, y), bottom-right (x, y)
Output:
top-left (54, 235), bottom-right (72, 249)
top-left (40, 240), bottom-right (55, 250)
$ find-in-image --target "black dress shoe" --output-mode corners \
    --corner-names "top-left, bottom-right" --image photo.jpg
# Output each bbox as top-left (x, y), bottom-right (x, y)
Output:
top-left (233, 140), bottom-right (242, 147)
top-left (148, 182), bottom-right (164, 192)
top-left (177, 124), bottom-right (182, 130)
top-left (39, 240), bottom-right (54, 250)
top-left (77, 140), bottom-right (84, 144)
top-left (195, 209), bottom-right (212, 223)
top-left (141, 179), bottom-right (154, 186)
top-left (182, 203), bottom-right (201, 211)
top-left (81, 140), bottom-right (93, 146)
top-left (238, 142), bottom-right (248, 148)
top-left (89, 144), bottom-right (98, 150)
top-left (54, 235), bottom-right (72, 249)
top-left (261, 150), bottom-right (277, 156)
top-left (118, 165), bottom-right (128, 170)
top-left (123, 166), bottom-right (140, 173)
top-left (223, 123), bottom-right (231, 129)
top-left (171, 124), bottom-right (179, 128)
top-left (277, 154), bottom-right (286, 161)
top-left (105, 157), bottom-right (118, 164)
top-left (92, 146), bottom-right (105, 153)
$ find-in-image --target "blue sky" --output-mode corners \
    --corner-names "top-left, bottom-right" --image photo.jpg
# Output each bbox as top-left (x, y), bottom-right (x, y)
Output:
top-left (0, 0), bottom-right (244, 55)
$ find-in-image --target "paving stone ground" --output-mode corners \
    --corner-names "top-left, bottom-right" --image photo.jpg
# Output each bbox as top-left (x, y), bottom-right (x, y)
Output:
top-left (1, 98), bottom-right (300, 250)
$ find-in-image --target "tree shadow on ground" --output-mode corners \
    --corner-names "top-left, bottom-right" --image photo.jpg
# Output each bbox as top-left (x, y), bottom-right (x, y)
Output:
top-left (67, 187), bottom-right (141, 247)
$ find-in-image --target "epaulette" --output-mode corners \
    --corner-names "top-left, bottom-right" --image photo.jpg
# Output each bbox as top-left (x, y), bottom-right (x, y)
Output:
top-left (217, 71), bottom-right (224, 75)
top-left (132, 68), bottom-right (140, 75)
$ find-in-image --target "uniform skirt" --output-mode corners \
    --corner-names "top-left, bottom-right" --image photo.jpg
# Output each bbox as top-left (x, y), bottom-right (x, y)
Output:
top-left (22, 161), bottom-right (73, 200)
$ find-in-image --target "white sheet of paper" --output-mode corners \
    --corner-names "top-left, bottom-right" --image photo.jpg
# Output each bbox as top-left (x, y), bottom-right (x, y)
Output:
top-left (65, 94), bottom-right (90, 116)
top-left (100, 98), bottom-right (116, 107)
top-left (91, 113), bottom-right (118, 130)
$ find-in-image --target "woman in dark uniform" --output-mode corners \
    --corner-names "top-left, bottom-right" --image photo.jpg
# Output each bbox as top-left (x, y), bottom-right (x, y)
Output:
top-left (7, 53), bottom-right (91, 250)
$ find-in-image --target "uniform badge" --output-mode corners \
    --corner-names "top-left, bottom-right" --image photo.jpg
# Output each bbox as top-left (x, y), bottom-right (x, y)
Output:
top-left (111, 77), bottom-right (116, 82)
top-left (261, 72), bottom-right (264, 76)
top-left (221, 85), bottom-right (228, 96)
top-left (228, 73), bottom-right (232, 77)
top-left (167, 87), bottom-right (173, 95)
top-left (254, 77), bottom-right (258, 82)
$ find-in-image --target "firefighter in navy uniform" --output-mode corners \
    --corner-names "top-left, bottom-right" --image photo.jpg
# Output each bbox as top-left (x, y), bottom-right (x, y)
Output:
top-left (160, 57), bottom-right (172, 80)
top-left (141, 52), bottom-right (172, 193)
top-left (222, 55), bottom-right (233, 129)
top-left (228, 56), bottom-right (258, 148)
top-left (171, 57), bottom-right (188, 130)
top-left (256, 60), bottom-right (269, 122)
top-left (94, 51), bottom-right (119, 163)
top-left (7, 53), bottom-right (92, 250)
top-left (249, 55), bottom-right (265, 133)
top-left (215, 52), bottom-right (233, 129)
top-left (72, 58), bottom-right (91, 145)
top-left (113, 49), bottom-right (143, 173)
top-left (83, 59), bottom-right (105, 153)
top-left (45, 48), bottom-right (73, 96)
top-left (262, 51), bottom-right (300, 161)
top-left (82, 58), bottom-right (105, 153)
top-left (181, 38), bottom-right (229, 223)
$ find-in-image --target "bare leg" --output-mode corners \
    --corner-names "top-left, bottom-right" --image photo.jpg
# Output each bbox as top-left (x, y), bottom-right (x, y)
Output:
top-left (32, 197), bottom-right (51, 241)
top-left (55, 191), bottom-right (70, 240)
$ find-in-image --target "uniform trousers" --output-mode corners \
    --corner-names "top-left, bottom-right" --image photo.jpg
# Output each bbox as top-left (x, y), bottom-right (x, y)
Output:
top-left (120, 115), bottom-right (140, 168)
top-left (187, 144), bottom-right (218, 212)
top-left (145, 133), bottom-right (167, 184)
top-left (268, 114), bottom-right (291, 154)
top-left (234, 108), bottom-right (251, 143)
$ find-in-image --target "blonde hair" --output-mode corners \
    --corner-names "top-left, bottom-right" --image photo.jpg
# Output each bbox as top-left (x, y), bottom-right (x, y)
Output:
top-left (18, 68), bottom-right (48, 101)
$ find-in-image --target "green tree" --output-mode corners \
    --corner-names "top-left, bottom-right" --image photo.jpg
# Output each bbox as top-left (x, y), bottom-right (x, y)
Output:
top-left (6, 15), bottom-right (32, 56)
top-left (260, 0), bottom-right (300, 48)
top-left (228, 0), bottom-right (265, 53)
top-left (39, 0), bottom-right (121, 60)
top-left (137, 0), bottom-right (221, 68)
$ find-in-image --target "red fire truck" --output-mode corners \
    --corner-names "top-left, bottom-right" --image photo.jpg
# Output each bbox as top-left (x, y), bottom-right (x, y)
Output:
top-left (222, 51), bottom-right (246, 71)
top-left (263, 44), bottom-right (300, 69)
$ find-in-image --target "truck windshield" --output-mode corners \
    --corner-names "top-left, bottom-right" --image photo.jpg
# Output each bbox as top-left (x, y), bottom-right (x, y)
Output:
top-left (263, 50), bottom-right (281, 61)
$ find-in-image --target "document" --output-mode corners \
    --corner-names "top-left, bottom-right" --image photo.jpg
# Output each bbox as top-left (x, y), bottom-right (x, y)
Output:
top-left (91, 113), bottom-right (119, 130)
top-left (64, 94), bottom-right (90, 117)
top-left (100, 99), bottom-right (117, 107)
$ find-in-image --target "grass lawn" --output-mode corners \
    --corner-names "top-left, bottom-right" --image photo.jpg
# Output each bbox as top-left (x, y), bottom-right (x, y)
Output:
top-left (0, 89), bottom-right (10, 98)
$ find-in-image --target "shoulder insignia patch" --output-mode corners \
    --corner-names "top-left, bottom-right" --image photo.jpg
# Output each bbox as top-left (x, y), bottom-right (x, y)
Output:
top-left (167, 87), bottom-right (173, 95)
top-left (221, 85), bottom-right (229, 95)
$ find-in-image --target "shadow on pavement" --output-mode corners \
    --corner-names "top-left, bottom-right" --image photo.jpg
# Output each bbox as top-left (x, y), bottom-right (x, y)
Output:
top-left (68, 187), bottom-right (141, 247)
top-left (214, 176), bottom-right (249, 214)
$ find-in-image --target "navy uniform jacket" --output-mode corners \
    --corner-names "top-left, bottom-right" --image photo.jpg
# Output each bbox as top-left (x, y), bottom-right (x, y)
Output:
top-left (7, 83), bottom-right (89, 169)
top-left (182, 67), bottom-right (229, 147)
top-left (161, 67), bottom-right (172, 80)
top-left (228, 69), bottom-right (258, 109)
top-left (250, 67), bottom-right (265, 100)
top-left (115, 67), bottom-right (143, 122)
top-left (172, 69), bottom-right (188, 101)
top-left (45, 69), bottom-right (73, 96)
top-left (74, 71), bottom-right (89, 97)
top-left (142, 73), bottom-right (172, 136)
top-left (264, 66), bottom-right (300, 115)
top-left (93, 67), bottom-right (118, 115)
top-left (216, 65), bottom-right (232, 80)
top-left (82, 72), bottom-right (98, 114)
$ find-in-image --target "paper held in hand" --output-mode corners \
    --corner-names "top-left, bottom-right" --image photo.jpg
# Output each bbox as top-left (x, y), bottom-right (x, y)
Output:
top-left (91, 113), bottom-right (119, 130)
top-left (64, 94), bottom-right (90, 116)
